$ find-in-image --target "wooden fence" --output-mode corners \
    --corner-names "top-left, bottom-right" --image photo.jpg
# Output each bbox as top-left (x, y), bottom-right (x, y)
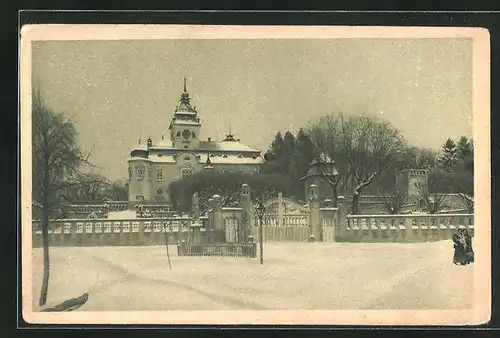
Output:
top-left (250, 225), bottom-right (310, 242)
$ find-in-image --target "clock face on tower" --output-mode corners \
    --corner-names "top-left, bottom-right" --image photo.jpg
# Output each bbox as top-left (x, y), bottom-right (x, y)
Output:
top-left (182, 129), bottom-right (190, 139)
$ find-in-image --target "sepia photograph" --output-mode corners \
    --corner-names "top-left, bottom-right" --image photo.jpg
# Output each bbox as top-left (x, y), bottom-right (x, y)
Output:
top-left (20, 25), bottom-right (491, 325)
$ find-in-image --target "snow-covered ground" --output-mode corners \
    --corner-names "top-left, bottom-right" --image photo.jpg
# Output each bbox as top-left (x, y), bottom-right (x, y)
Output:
top-left (31, 241), bottom-right (473, 311)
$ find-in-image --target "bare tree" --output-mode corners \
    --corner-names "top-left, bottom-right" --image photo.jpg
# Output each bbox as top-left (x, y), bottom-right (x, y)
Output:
top-left (380, 190), bottom-right (407, 215)
top-left (65, 172), bottom-right (110, 201)
top-left (32, 90), bottom-right (91, 306)
top-left (104, 179), bottom-right (129, 201)
top-left (308, 115), bottom-right (347, 207)
top-left (457, 193), bottom-right (474, 213)
top-left (415, 182), bottom-right (448, 214)
top-left (339, 114), bottom-right (405, 214)
top-left (197, 188), bottom-right (240, 212)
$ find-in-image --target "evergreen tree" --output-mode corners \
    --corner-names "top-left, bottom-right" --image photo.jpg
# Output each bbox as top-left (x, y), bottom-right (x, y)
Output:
top-left (289, 129), bottom-right (315, 200)
top-left (456, 136), bottom-right (474, 161)
top-left (437, 138), bottom-right (457, 172)
top-left (271, 131), bottom-right (284, 162)
top-left (281, 131), bottom-right (296, 173)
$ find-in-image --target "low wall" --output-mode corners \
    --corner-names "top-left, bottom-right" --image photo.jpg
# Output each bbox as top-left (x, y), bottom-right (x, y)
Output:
top-left (31, 218), bottom-right (201, 248)
top-left (341, 214), bottom-right (474, 243)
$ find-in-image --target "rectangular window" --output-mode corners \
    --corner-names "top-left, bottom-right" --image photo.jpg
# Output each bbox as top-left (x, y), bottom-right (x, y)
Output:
top-left (104, 222), bottom-right (112, 233)
top-left (132, 222), bottom-right (140, 233)
top-left (76, 223), bottom-right (84, 233)
top-left (157, 168), bottom-right (163, 181)
top-left (181, 167), bottom-right (194, 179)
top-left (63, 222), bottom-right (71, 234)
top-left (122, 222), bottom-right (130, 233)
top-left (144, 221), bottom-right (152, 232)
top-left (114, 222), bottom-right (121, 233)
top-left (153, 221), bottom-right (162, 232)
top-left (85, 222), bottom-right (93, 233)
top-left (136, 166), bottom-right (145, 180)
top-left (94, 222), bottom-right (102, 233)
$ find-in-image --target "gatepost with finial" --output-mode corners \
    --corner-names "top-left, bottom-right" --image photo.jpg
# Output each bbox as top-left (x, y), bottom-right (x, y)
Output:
top-left (190, 192), bottom-right (202, 244)
top-left (308, 184), bottom-right (321, 242)
top-left (212, 194), bottom-right (224, 242)
top-left (241, 184), bottom-right (252, 243)
top-left (207, 197), bottom-right (214, 243)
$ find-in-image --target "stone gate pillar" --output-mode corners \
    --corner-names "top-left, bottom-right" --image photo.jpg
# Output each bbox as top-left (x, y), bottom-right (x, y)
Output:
top-left (336, 196), bottom-right (346, 239)
top-left (241, 184), bottom-right (252, 242)
top-left (308, 184), bottom-right (321, 241)
top-left (190, 192), bottom-right (202, 244)
top-left (207, 197), bottom-right (215, 243)
top-left (213, 194), bottom-right (224, 242)
top-left (192, 192), bottom-right (200, 219)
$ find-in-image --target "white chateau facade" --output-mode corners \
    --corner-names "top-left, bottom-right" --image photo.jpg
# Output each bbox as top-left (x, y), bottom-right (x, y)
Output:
top-left (127, 79), bottom-right (264, 204)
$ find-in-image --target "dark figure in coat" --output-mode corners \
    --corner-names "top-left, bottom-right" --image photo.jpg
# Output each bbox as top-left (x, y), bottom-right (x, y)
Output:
top-left (453, 231), bottom-right (467, 265)
top-left (463, 229), bottom-right (474, 264)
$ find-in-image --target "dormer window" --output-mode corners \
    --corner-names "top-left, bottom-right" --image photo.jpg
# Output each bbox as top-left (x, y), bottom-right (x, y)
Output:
top-left (223, 154), bottom-right (228, 158)
top-left (238, 155), bottom-right (243, 159)
top-left (252, 155), bottom-right (257, 159)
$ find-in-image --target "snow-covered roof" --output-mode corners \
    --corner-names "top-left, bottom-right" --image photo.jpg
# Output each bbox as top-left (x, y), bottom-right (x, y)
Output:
top-left (198, 153), bottom-right (264, 165)
top-left (127, 157), bottom-right (150, 162)
top-left (148, 154), bottom-right (176, 163)
top-left (198, 140), bottom-right (261, 153)
top-left (153, 139), bottom-right (174, 148)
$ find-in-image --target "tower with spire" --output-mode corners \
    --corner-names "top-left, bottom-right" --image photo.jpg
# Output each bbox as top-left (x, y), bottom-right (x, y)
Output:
top-left (127, 77), bottom-right (264, 205)
top-left (169, 78), bottom-right (201, 149)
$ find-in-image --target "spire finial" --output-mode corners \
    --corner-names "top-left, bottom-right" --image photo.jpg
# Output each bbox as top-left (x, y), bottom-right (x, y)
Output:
top-left (183, 77), bottom-right (187, 92)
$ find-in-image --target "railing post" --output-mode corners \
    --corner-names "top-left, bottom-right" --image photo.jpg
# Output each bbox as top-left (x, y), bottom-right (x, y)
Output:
top-left (278, 192), bottom-right (284, 228)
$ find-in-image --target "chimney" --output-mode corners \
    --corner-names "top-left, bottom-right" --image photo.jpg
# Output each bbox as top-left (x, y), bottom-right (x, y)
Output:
top-left (208, 137), bottom-right (212, 142)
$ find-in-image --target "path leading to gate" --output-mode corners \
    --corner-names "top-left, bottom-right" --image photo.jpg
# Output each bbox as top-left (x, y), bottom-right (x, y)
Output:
top-left (31, 241), bottom-right (474, 311)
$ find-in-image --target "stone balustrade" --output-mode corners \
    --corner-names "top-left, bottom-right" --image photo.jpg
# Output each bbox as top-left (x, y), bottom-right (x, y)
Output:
top-left (344, 214), bottom-right (474, 242)
top-left (31, 217), bottom-right (207, 247)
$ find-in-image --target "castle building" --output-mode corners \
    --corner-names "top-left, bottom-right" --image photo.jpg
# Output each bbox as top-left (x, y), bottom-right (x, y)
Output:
top-left (127, 79), bottom-right (264, 204)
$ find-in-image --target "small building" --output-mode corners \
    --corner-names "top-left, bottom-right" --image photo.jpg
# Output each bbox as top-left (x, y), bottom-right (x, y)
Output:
top-left (300, 153), bottom-right (339, 202)
top-left (395, 169), bottom-right (429, 209)
top-left (127, 79), bottom-right (264, 204)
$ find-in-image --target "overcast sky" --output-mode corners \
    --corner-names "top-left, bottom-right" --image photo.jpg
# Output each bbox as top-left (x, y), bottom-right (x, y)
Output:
top-left (32, 38), bottom-right (473, 181)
